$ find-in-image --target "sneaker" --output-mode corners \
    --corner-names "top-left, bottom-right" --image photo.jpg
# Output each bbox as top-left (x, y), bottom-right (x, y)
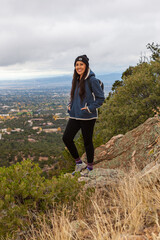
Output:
top-left (72, 162), bottom-right (87, 175)
top-left (80, 167), bottom-right (92, 177)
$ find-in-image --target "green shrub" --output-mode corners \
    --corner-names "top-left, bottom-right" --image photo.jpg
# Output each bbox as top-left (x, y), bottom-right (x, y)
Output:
top-left (0, 159), bottom-right (84, 238)
top-left (95, 60), bottom-right (160, 144)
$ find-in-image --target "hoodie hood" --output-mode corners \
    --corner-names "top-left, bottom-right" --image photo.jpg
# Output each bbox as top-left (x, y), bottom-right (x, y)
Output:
top-left (85, 68), bottom-right (95, 80)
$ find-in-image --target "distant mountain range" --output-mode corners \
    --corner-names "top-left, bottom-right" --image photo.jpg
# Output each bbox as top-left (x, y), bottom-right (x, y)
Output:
top-left (0, 73), bottom-right (122, 89)
top-left (98, 73), bottom-right (122, 85)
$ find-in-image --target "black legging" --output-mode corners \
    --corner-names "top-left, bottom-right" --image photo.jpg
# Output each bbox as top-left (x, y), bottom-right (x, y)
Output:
top-left (62, 118), bottom-right (96, 163)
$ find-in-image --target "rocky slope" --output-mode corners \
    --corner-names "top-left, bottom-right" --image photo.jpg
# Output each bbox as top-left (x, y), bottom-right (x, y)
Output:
top-left (75, 117), bottom-right (160, 239)
top-left (79, 116), bottom-right (160, 189)
top-left (82, 117), bottom-right (160, 172)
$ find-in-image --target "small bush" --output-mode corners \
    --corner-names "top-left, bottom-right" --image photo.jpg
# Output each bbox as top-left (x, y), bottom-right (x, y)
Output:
top-left (0, 159), bottom-right (84, 238)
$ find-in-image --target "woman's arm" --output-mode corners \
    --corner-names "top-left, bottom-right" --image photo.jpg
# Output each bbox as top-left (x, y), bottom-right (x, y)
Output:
top-left (87, 77), bottom-right (105, 113)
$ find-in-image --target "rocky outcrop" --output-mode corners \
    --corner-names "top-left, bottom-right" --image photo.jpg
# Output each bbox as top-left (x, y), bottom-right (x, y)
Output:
top-left (78, 160), bottom-right (160, 188)
top-left (79, 117), bottom-right (160, 189)
top-left (78, 168), bottom-right (124, 188)
top-left (82, 117), bottom-right (160, 172)
top-left (137, 159), bottom-right (160, 186)
top-left (76, 117), bottom-right (160, 240)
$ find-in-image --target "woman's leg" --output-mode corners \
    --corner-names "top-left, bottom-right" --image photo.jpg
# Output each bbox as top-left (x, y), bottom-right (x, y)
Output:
top-left (81, 119), bottom-right (96, 168)
top-left (62, 119), bottom-right (81, 159)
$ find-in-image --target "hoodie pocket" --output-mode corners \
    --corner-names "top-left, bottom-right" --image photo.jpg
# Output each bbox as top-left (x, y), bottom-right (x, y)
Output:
top-left (81, 103), bottom-right (91, 113)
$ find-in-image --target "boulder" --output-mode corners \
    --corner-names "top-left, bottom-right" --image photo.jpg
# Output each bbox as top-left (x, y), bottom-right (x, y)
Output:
top-left (137, 161), bottom-right (160, 186)
top-left (82, 117), bottom-right (160, 172)
top-left (78, 168), bottom-right (124, 188)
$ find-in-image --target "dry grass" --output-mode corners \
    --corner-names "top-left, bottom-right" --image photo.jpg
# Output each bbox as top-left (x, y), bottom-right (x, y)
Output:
top-left (22, 170), bottom-right (160, 240)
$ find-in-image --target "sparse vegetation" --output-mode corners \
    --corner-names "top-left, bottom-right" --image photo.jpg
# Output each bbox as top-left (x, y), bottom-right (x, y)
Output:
top-left (0, 159), bottom-right (85, 238)
top-left (14, 168), bottom-right (160, 240)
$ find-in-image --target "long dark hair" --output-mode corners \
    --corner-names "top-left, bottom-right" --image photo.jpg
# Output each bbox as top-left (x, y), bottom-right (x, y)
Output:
top-left (70, 66), bottom-right (89, 102)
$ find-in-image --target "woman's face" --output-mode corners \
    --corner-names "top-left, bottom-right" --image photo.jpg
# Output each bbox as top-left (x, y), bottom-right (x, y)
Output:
top-left (75, 61), bottom-right (86, 78)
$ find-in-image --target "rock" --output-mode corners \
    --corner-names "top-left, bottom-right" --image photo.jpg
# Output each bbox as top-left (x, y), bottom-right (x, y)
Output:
top-left (64, 172), bottom-right (74, 178)
top-left (78, 176), bottom-right (90, 183)
top-left (78, 168), bottom-right (124, 188)
top-left (70, 219), bottom-right (85, 232)
top-left (82, 117), bottom-right (160, 172)
top-left (138, 162), bottom-right (160, 186)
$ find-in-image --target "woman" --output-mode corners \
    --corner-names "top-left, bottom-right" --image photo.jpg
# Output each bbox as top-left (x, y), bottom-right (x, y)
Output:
top-left (63, 55), bottom-right (105, 176)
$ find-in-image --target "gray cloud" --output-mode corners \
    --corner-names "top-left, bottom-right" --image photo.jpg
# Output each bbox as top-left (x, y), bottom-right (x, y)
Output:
top-left (0, 0), bottom-right (160, 79)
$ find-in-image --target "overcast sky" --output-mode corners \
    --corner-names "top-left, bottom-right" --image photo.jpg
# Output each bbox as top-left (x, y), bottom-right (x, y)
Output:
top-left (0, 0), bottom-right (160, 80)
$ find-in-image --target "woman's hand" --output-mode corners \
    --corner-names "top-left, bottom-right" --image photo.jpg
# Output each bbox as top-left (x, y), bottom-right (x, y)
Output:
top-left (81, 107), bottom-right (87, 110)
top-left (68, 105), bottom-right (71, 111)
top-left (81, 105), bottom-right (91, 113)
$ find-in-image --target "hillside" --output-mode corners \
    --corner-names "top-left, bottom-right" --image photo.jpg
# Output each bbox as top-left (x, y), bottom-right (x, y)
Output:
top-left (80, 116), bottom-right (160, 188)
top-left (1, 115), bottom-right (159, 239)
top-left (82, 116), bottom-right (160, 171)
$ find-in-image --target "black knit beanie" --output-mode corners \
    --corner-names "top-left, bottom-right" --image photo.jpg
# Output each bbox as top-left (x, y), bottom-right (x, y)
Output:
top-left (74, 55), bottom-right (89, 67)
